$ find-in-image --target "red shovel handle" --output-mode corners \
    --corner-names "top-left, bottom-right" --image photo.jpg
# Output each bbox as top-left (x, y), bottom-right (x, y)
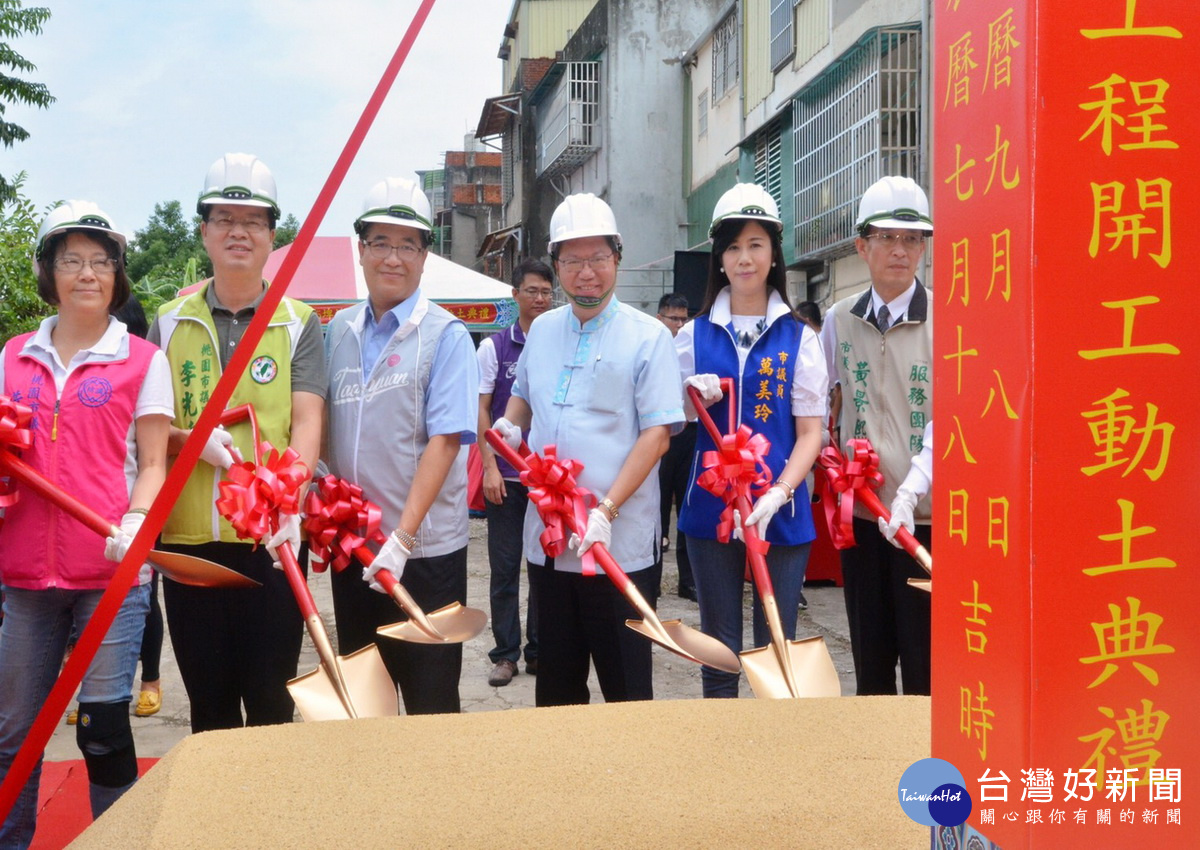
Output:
top-left (274, 537), bottom-right (317, 619)
top-left (0, 452), bottom-right (118, 537)
top-left (218, 404), bottom-right (262, 465)
top-left (853, 486), bottom-right (931, 573)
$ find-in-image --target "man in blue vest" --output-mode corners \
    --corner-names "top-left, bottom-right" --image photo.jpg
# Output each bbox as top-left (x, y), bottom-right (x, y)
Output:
top-left (477, 258), bottom-right (554, 686)
top-left (323, 177), bottom-right (479, 714)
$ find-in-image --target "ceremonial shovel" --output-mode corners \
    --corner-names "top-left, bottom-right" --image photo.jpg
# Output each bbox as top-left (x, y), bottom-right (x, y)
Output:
top-left (485, 430), bottom-right (741, 674)
top-left (815, 439), bottom-right (933, 593)
top-left (688, 381), bottom-right (841, 699)
top-left (0, 393), bottom-right (256, 589)
top-left (214, 404), bottom-right (396, 721)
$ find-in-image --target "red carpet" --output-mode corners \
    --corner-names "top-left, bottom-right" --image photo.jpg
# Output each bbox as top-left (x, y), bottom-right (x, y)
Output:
top-left (31, 758), bottom-right (158, 850)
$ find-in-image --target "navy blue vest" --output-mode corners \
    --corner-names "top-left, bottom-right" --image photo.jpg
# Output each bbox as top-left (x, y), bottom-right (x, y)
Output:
top-left (678, 313), bottom-right (817, 546)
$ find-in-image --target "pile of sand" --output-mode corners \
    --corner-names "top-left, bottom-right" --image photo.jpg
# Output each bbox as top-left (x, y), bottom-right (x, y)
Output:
top-left (76, 696), bottom-right (929, 848)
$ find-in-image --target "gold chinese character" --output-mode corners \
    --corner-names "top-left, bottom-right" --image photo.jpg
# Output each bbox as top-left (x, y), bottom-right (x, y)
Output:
top-left (944, 33), bottom-right (979, 109)
top-left (1081, 0), bottom-right (1182, 39)
top-left (981, 370), bottom-right (1018, 421)
top-left (1080, 596), bottom-right (1175, 687)
top-left (944, 143), bottom-right (977, 201)
top-left (962, 580), bottom-right (992, 655)
top-left (1078, 296), bottom-right (1181, 359)
top-left (943, 415), bottom-right (979, 464)
top-left (756, 380), bottom-right (771, 401)
top-left (1081, 388), bottom-right (1173, 480)
top-left (758, 357), bottom-right (774, 376)
top-left (1079, 699), bottom-right (1170, 786)
top-left (984, 9), bottom-right (1021, 93)
top-left (960, 681), bottom-right (995, 760)
top-left (987, 229), bottom-right (1012, 302)
top-left (949, 489), bottom-right (969, 544)
top-left (948, 237), bottom-right (970, 306)
top-left (1087, 499), bottom-right (1177, 577)
top-left (1088, 179), bottom-right (1172, 268)
top-left (1080, 75), bottom-right (1178, 155)
top-left (984, 124), bottom-right (1021, 193)
top-left (987, 496), bottom-right (1009, 556)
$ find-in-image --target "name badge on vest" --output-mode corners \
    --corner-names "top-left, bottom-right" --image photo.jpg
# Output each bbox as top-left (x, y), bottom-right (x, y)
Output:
top-left (250, 356), bottom-right (278, 384)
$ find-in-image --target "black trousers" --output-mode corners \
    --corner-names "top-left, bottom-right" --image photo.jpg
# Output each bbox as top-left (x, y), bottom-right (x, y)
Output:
top-left (658, 423), bottom-right (696, 592)
top-left (840, 517), bottom-right (932, 695)
top-left (161, 541), bottom-right (304, 733)
top-left (331, 546), bottom-right (467, 715)
top-left (529, 557), bottom-right (661, 707)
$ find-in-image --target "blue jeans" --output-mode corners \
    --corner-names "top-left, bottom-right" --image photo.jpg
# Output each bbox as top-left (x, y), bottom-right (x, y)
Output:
top-left (486, 481), bottom-right (538, 664)
top-left (686, 536), bottom-right (810, 698)
top-left (0, 584), bottom-right (150, 849)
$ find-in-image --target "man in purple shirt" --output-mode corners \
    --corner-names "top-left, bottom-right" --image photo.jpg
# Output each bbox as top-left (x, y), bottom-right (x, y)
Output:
top-left (476, 259), bottom-right (554, 686)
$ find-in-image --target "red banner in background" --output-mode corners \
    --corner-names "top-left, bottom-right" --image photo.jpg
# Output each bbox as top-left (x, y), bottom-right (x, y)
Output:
top-left (933, 2), bottom-right (1193, 847)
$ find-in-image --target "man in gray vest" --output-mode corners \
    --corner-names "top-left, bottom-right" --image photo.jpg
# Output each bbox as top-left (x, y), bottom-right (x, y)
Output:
top-left (820, 175), bottom-right (934, 696)
top-left (323, 177), bottom-right (479, 714)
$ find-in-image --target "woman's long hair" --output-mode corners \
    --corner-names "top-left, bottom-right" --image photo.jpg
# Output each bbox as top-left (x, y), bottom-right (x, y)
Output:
top-left (699, 218), bottom-right (792, 314)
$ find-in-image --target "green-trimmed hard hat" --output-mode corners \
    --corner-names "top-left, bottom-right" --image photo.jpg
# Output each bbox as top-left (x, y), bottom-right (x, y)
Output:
top-left (709, 183), bottom-right (783, 239)
top-left (354, 177), bottom-right (433, 238)
top-left (196, 152), bottom-right (280, 219)
top-left (855, 176), bottom-right (933, 235)
top-left (33, 200), bottom-right (126, 276)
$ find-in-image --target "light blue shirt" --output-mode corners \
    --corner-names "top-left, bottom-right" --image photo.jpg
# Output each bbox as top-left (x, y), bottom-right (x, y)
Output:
top-left (352, 288), bottom-right (478, 443)
top-left (513, 298), bottom-right (685, 572)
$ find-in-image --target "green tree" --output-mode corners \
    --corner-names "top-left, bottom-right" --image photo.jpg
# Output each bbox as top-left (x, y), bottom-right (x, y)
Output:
top-left (1, 1), bottom-right (54, 206)
top-left (125, 200), bottom-right (211, 283)
top-left (273, 213), bottom-right (299, 249)
top-left (0, 171), bottom-right (52, 339)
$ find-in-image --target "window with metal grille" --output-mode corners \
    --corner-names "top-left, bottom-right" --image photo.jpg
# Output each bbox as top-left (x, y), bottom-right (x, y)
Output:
top-left (792, 26), bottom-right (923, 260)
top-left (697, 90), bottom-right (709, 137)
top-left (535, 61), bottom-right (600, 178)
top-left (712, 12), bottom-right (738, 104)
top-left (770, 0), bottom-right (796, 71)
top-left (501, 125), bottom-right (515, 205)
top-left (754, 118), bottom-right (784, 209)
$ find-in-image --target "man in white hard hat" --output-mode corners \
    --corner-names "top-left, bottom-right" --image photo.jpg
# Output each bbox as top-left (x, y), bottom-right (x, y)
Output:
top-left (819, 174), bottom-right (934, 696)
top-left (493, 194), bottom-right (684, 706)
top-left (323, 177), bottom-right (479, 714)
top-left (148, 153), bottom-right (327, 732)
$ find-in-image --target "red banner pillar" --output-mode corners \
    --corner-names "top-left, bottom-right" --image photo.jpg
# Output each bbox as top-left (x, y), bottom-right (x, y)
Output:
top-left (932, 1), bottom-right (1195, 847)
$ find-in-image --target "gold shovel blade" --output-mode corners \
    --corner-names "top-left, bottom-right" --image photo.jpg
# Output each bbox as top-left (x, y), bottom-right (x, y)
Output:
top-left (376, 602), bottom-right (489, 645)
top-left (741, 635), bottom-right (842, 699)
top-left (625, 618), bottom-right (742, 673)
top-left (149, 549), bottom-right (261, 588)
top-left (908, 578), bottom-right (932, 593)
top-left (286, 644), bottom-right (398, 722)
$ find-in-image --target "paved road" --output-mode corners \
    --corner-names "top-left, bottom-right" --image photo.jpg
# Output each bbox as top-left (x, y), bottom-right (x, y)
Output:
top-left (45, 518), bottom-right (854, 761)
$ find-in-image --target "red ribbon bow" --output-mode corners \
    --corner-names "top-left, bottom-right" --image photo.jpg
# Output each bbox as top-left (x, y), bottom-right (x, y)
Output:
top-left (0, 396), bottom-right (36, 526)
top-left (696, 424), bottom-right (773, 553)
top-left (215, 441), bottom-right (309, 543)
top-left (520, 445), bottom-right (598, 575)
top-left (815, 438), bottom-right (884, 549)
top-left (302, 474), bottom-right (385, 573)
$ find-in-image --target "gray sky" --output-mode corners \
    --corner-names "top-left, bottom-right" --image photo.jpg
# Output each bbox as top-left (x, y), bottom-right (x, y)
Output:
top-left (6, 0), bottom-right (510, 238)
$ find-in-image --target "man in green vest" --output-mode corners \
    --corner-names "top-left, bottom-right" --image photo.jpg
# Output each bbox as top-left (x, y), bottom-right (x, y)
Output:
top-left (148, 153), bottom-right (327, 732)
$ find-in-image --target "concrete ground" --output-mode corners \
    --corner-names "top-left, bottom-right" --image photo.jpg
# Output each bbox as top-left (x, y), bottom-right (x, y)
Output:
top-left (45, 518), bottom-right (854, 761)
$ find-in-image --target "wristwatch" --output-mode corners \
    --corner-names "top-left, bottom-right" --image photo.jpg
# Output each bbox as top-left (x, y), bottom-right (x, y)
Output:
top-left (599, 497), bottom-right (619, 520)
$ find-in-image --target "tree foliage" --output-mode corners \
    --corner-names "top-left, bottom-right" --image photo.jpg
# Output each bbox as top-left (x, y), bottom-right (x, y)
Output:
top-left (273, 213), bottom-right (299, 249)
top-left (1, 0), bottom-right (54, 206)
top-left (0, 171), bottom-right (52, 339)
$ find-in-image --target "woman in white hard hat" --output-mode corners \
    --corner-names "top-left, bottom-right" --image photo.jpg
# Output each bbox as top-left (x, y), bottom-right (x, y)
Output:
top-left (674, 183), bottom-right (827, 698)
top-left (0, 202), bottom-right (174, 843)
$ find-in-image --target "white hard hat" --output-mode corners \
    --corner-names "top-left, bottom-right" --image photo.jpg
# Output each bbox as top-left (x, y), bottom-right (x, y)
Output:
top-left (709, 183), bottom-right (782, 238)
top-left (547, 193), bottom-right (622, 255)
top-left (354, 177), bottom-right (433, 239)
top-left (34, 200), bottom-right (126, 276)
top-left (197, 153), bottom-right (280, 218)
top-left (855, 176), bottom-right (933, 235)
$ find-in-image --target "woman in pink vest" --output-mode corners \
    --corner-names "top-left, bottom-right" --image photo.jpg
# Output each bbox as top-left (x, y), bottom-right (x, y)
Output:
top-left (0, 201), bottom-right (174, 848)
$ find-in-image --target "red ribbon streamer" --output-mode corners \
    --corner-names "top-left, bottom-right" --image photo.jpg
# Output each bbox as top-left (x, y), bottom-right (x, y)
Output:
top-left (302, 474), bottom-right (385, 572)
top-left (815, 438), bottom-right (885, 549)
top-left (215, 443), bottom-right (308, 542)
top-left (0, 4), bottom-right (440, 822)
top-left (520, 445), bottom-right (598, 576)
top-left (0, 396), bottom-right (35, 526)
top-left (695, 424), bottom-right (773, 555)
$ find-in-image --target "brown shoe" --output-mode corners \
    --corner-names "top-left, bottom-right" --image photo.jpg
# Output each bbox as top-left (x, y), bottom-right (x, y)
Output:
top-left (487, 659), bottom-right (518, 687)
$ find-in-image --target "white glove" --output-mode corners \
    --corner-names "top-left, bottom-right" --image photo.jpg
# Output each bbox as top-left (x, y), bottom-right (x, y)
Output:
top-left (568, 507), bottom-right (612, 557)
top-left (199, 427), bottom-right (236, 470)
top-left (364, 534), bottom-right (410, 593)
top-left (493, 417), bottom-right (522, 450)
top-left (104, 511), bottom-right (145, 563)
top-left (744, 485), bottom-right (790, 540)
top-left (880, 488), bottom-right (919, 548)
top-left (265, 512), bottom-right (302, 570)
top-left (683, 373), bottom-right (723, 419)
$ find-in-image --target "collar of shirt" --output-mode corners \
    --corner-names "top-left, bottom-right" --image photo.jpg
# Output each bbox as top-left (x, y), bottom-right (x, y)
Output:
top-left (709, 285), bottom-right (792, 327)
top-left (23, 315), bottom-right (129, 384)
top-left (569, 295), bottom-right (620, 333)
top-left (360, 288), bottom-right (423, 377)
top-left (871, 280), bottom-right (917, 323)
top-left (204, 279), bottom-right (269, 315)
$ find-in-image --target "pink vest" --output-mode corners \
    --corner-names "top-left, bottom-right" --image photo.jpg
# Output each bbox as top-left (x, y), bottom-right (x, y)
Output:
top-left (0, 332), bottom-right (155, 590)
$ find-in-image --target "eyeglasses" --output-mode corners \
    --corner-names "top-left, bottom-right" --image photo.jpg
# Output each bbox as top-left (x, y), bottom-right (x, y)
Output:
top-left (364, 240), bottom-right (424, 260)
top-left (866, 232), bottom-right (926, 249)
top-left (519, 288), bottom-right (554, 300)
top-left (658, 313), bottom-right (688, 325)
top-left (557, 253), bottom-right (614, 273)
top-left (208, 215), bottom-right (272, 235)
top-left (54, 257), bottom-right (119, 274)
